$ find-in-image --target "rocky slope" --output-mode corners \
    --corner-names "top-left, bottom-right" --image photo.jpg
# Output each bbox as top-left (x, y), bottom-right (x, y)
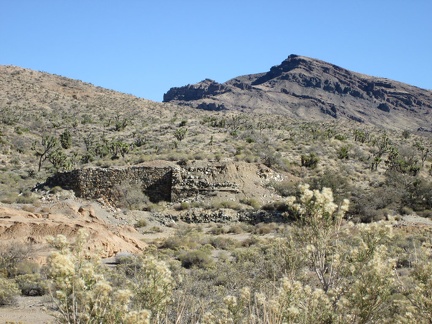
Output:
top-left (164, 55), bottom-right (432, 131)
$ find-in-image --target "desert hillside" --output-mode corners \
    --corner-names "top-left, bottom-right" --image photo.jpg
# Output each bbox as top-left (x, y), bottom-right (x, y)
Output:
top-left (0, 61), bottom-right (432, 323)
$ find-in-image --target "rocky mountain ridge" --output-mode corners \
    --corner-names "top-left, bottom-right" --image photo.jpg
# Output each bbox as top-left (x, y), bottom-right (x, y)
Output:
top-left (164, 55), bottom-right (432, 131)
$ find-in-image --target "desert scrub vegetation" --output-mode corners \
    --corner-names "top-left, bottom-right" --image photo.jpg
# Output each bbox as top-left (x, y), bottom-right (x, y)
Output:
top-left (3, 66), bottom-right (432, 321)
top-left (132, 186), bottom-right (432, 322)
top-left (1, 71), bottom-right (431, 220)
top-left (4, 188), bottom-right (432, 322)
top-left (45, 231), bottom-right (156, 323)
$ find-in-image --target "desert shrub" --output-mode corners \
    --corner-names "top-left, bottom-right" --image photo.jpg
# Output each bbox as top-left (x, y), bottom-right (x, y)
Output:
top-left (417, 210), bottom-right (432, 218)
top-left (115, 255), bottom-right (175, 318)
top-left (0, 277), bottom-right (20, 306)
top-left (174, 201), bottom-right (190, 211)
top-left (310, 168), bottom-right (351, 205)
top-left (148, 226), bottom-right (162, 233)
top-left (403, 178), bottom-right (432, 212)
top-left (0, 242), bottom-right (33, 278)
top-left (399, 243), bottom-right (432, 322)
top-left (14, 260), bottom-right (40, 276)
top-left (334, 133), bottom-right (347, 141)
top-left (284, 186), bottom-right (396, 320)
top-left (239, 236), bottom-right (261, 247)
top-left (134, 219), bottom-right (148, 228)
top-left (227, 223), bottom-right (249, 234)
top-left (252, 222), bottom-right (277, 235)
top-left (211, 200), bottom-right (241, 210)
top-left (160, 234), bottom-right (200, 251)
top-left (15, 191), bottom-right (37, 204)
top-left (45, 231), bottom-right (151, 323)
top-left (21, 204), bottom-right (37, 213)
top-left (270, 180), bottom-right (298, 197)
top-left (14, 273), bottom-right (47, 296)
top-left (239, 198), bottom-right (260, 209)
top-left (208, 187), bottom-right (398, 323)
top-left (261, 200), bottom-right (289, 212)
top-left (59, 129), bottom-right (72, 149)
top-left (337, 145), bottom-right (350, 159)
top-left (207, 236), bottom-right (237, 250)
top-left (177, 249), bottom-right (214, 269)
top-left (174, 127), bottom-right (187, 141)
top-left (301, 153), bottom-right (319, 168)
top-left (114, 181), bottom-right (150, 210)
top-left (209, 224), bottom-right (227, 235)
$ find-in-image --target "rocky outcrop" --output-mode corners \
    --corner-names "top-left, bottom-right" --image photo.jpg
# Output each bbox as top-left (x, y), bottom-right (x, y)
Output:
top-left (163, 54), bottom-right (432, 131)
top-left (163, 79), bottom-right (230, 102)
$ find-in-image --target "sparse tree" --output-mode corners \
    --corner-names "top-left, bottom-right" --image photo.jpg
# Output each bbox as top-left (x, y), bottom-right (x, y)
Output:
top-left (32, 135), bottom-right (59, 172)
top-left (174, 127), bottom-right (187, 141)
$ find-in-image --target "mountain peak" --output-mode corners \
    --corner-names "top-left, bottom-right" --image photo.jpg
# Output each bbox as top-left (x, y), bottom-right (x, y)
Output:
top-left (163, 55), bottom-right (432, 130)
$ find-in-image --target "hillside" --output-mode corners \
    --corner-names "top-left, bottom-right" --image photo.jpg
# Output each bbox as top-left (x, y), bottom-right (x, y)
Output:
top-left (164, 54), bottom-right (432, 131)
top-left (1, 61), bottom-right (432, 323)
top-left (0, 62), bottom-right (431, 219)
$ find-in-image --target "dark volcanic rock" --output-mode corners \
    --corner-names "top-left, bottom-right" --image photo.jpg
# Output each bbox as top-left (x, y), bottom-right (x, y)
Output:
top-left (163, 54), bottom-right (432, 130)
top-left (163, 79), bottom-right (230, 102)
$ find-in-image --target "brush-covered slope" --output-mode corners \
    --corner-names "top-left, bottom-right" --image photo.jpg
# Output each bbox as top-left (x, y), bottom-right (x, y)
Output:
top-left (164, 55), bottom-right (432, 131)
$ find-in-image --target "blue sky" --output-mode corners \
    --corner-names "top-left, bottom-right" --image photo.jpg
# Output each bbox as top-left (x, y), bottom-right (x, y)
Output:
top-left (1, 1), bottom-right (431, 102)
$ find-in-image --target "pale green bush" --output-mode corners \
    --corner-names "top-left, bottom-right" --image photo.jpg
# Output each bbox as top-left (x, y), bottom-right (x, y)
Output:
top-left (45, 231), bottom-right (151, 323)
top-left (0, 277), bottom-right (20, 305)
top-left (120, 255), bottom-right (174, 320)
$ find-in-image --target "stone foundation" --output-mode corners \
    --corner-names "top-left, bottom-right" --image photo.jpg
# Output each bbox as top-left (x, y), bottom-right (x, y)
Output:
top-left (42, 161), bottom-right (242, 205)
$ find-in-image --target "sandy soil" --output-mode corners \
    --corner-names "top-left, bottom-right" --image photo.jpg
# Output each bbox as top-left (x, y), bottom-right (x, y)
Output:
top-left (0, 296), bottom-right (55, 323)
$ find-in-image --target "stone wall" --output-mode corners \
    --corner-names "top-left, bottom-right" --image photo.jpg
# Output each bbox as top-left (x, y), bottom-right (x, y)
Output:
top-left (43, 162), bottom-right (241, 205)
top-left (45, 164), bottom-right (175, 203)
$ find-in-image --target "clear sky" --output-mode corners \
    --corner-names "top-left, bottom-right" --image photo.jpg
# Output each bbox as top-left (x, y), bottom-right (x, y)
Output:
top-left (1, 1), bottom-right (431, 102)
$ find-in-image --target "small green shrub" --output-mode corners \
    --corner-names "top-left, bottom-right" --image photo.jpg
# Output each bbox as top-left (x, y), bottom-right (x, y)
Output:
top-left (301, 153), bottom-right (319, 169)
top-left (209, 224), bottom-right (227, 235)
top-left (227, 224), bottom-right (246, 234)
top-left (334, 134), bottom-right (347, 141)
top-left (177, 250), bottom-right (214, 269)
top-left (59, 129), bottom-right (72, 149)
top-left (253, 222), bottom-right (277, 235)
top-left (134, 219), bottom-right (148, 228)
top-left (208, 236), bottom-right (237, 250)
top-left (270, 180), bottom-right (298, 197)
top-left (15, 273), bottom-right (47, 296)
top-left (240, 198), bottom-right (261, 209)
top-left (174, 201), bottom-right (190, 211)
top-left (337, 145), bottom-right (350, 159)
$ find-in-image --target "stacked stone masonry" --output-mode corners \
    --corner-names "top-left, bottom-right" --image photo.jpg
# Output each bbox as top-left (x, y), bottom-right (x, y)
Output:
top-left (44, 162), bottom-right (240, 205)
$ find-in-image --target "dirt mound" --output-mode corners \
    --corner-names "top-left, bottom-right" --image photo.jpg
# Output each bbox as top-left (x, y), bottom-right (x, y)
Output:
top-left (0, 202), bottom-right (146, 258)
top-left (180, 161), bottom-right (289, 205)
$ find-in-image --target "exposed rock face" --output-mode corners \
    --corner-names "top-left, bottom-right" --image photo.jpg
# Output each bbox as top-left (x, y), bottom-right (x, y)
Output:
top-left (163, 54), bottom-right (432, 130)
top-left (163, 79), bottom-right (230, 104)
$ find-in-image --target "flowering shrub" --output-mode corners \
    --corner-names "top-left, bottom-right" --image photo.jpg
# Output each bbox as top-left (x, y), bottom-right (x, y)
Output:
top-left (115, 254), bottom-right (175, 319)
top-left (203, 186), bottom-right (398, 323)
top-left (45, 231), bottom-right (151, 323)
top-left (40, 188), bottom-right (432, 323)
